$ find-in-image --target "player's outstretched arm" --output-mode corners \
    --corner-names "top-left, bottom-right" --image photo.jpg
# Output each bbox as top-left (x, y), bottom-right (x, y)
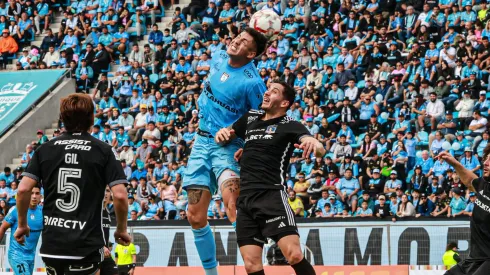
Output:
top-left (215, 128), bottom-right (237, 146)
top-left (296, 136), bottom-right (326, 159)
top-left (14, 176), bottom-right (37, 244)
top-left (437, 152), bottom-right (477, 187)
top-left (111, 184), bottom-right (131, 245)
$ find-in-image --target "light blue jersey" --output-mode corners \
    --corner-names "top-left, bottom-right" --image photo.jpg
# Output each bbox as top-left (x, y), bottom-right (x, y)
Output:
top-left (185, 50), bottom-right (267, 195)
top-left (6, 206), bottom-right (43, 275)
top-left (197, 50), bottom-right (266, 136)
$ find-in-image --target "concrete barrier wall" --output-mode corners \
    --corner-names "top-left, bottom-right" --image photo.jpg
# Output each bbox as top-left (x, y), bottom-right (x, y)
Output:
top-left (0, 78), bottom-right (75, 168)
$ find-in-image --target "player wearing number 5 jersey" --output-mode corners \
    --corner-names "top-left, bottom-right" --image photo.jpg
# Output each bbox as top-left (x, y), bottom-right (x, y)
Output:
top-left (15, 94), bottom-right (131, 275)
top-left (183, 28), bottom-right (268, 275)
top-left (0, 185), bottom-right (42, 275)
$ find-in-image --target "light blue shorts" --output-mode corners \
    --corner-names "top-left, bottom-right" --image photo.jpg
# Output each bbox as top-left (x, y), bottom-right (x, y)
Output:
top-left (183, 134), bottom-right (242, 195)
top-left (9, 257), bottom-right (34, 275)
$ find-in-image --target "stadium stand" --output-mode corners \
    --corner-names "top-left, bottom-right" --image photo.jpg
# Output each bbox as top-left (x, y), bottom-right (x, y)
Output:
top-left (0, 0), bottom-right (486, 223)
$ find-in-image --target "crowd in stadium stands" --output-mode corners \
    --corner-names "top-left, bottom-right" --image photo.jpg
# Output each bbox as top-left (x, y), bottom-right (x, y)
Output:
top-left (2, 0), bottom-right (490, 221)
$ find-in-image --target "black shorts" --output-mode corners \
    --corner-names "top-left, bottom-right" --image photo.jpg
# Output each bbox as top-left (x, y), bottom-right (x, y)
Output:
top-left (446, 259), bottom-right (490, 275)
top-left (99, 257), bottom-right (118, 275)
top-left (117, 264), bottom-right (134, 275)
top-left (236, 189), bottom-right (299, 248)
top-left (44, 248), bottom-right (103, 275)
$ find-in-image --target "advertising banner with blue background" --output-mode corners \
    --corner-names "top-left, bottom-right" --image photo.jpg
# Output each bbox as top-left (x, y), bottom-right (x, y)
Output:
top-left (0, 70), bottom-right (66, 136)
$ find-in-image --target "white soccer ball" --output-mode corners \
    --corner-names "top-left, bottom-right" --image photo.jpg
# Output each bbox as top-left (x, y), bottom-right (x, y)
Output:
top-left (249, 10), bottom-right (282, 40)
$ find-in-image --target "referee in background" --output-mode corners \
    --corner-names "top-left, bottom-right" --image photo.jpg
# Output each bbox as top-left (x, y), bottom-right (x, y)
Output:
top-left (438, 150), bottom-right (490, 275)
top-left (114, 241), bottom-right (137, 275)
top-left (215, 81), bottom-right (323, 275)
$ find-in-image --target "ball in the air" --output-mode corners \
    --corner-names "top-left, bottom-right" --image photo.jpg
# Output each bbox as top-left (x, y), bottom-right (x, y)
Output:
top-left (249, 10), bottom-right (282, 39)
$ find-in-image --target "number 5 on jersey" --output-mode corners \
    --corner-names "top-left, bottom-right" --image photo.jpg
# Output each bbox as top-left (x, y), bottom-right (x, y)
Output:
top-left (57, 168), bottom-right (81, 212)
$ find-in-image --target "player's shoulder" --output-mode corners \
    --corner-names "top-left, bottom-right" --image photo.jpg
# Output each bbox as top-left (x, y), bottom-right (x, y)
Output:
top-left (242, 62), bottom-right (262, 82)
top-left (278, 115), bottom-right (301, 125)
top-left (7, 206), bottom-right (16, 215)
top-left (212, 50), bottom-right (229, 60)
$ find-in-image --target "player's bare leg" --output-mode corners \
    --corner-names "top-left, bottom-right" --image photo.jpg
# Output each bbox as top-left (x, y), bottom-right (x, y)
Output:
top-left (277, 235), bottom-right (316, 275)
top-left (220, 173), bottom-right (240, 227)
top-left (239, 245), bottom-right (264, 275)
top-left (187, 189), bottom-right (218, 275)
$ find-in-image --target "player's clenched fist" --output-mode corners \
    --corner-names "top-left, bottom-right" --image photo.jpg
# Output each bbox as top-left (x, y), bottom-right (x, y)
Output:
top-left (14, 225), bottom-right (30, 245)
top-left (215, 128), bottom-right (236, 145)
top-left (114, 230), bottom-right (131, 245)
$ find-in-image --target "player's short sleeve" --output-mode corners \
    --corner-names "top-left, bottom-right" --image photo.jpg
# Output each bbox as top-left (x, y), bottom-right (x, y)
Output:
top-left (104, 148), bottom-right (128, 188)
top-left (4, 206), bottom-right (17, 225)
top-left (246, 81), bottom-right (267, 110)
top-left (232, 112), bottom-right (249, 140)
top-left (129, 243), bottom-right (137, 254)
top-left (287, 120), bottom-right (312, 144)
top-left (22, 149), bottom-right (41, 182)
top-left (472, 177), bottom-right (486, 192)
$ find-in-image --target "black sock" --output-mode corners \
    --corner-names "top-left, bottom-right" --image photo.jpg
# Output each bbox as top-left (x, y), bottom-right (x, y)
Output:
top-left (248, 270), bottom-right (265, 275)
top-left (291, 257), bottom-right (316, 275)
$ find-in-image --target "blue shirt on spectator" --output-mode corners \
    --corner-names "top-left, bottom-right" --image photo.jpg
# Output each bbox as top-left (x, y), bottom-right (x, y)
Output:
top-left (336, 177), bottom-right (360, 196)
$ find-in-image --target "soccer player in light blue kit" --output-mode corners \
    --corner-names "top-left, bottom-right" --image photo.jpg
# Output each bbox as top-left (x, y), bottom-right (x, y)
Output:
top-left (0, 185), bottom-right (42, 275)
top-left (183, 27), bottom-right (268, 275)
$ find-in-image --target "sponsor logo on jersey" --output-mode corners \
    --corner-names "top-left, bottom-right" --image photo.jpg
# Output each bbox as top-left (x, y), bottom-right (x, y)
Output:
top-left (30, 214), bottom-right (35, 220)
top-left (278, 222), bottom-right (286, 228)
top-left (247, 116), bottom-right (259, 124)
top-left (279, 116), bottom-right (294, 124)
top-left (220, 72), bottom-right (229, 82)
top-left (479, 190), bottom-right (490, 201)
top-left (44, 215), bottom-right (87, 230)
top-left (244, 69), bottom-right (253, 79)
top-left (265, 125), bottom-right (277, 134)
top-left (54, 139), bottom-right (92, 151)
top-left (245, 134), bottom-right (274, 142)
top-left (475, 199), bottom-right (490, 213)
top-left (203, 85), bottom-right (238, 114)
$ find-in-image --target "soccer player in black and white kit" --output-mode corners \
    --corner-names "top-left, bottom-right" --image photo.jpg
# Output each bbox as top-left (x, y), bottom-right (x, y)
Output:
top-left (438, 149), bottom-right (490, 275)
top-left (99, 187), bottom-right (118, 275)
top-left (14, 94), bottom-right (131, 275)
top-left (215, 81), bottom-right (324, 275)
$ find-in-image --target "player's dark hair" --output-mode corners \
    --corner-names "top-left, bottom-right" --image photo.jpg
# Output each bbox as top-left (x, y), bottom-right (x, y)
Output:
top-left (244, 27), bottom-right (267, 57)
top-left (274, 80), bottom-right (295, 108)
top-left (60, 93), bottom-right (94, 133)
top-left (483, 143), bottom-right (490, 166)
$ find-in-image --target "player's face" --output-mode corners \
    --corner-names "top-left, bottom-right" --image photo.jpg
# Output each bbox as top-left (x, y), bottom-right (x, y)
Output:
top-left (30, 187), bottom-right (41, 206)
top-left (262, 83), bottom-right (289, 111)
top-left (227, 32), bottom-right (256, 60)
top-left (483, 153), bottom-right (490, 178)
